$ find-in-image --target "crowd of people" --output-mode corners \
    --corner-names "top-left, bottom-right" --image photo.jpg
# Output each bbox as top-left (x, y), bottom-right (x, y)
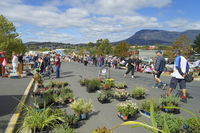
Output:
top-left (10, 52), bottom-right (61, 79)
top-left (7, 49), bottom-right (191, 103)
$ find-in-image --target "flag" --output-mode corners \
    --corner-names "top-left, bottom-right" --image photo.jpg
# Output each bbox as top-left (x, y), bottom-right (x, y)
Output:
top-left (2, 58), bottom-right (7, 66)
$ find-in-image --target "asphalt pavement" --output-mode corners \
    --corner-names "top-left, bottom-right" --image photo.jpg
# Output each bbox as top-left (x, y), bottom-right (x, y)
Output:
top-left (0, 77), bottom-right (31, 133)
top-left (46, 62), bottom-right (200, 133)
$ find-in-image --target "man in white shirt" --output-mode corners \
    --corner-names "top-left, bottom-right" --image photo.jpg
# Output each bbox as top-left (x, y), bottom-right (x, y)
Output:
top-left (165, 50), bottom-right (189, 103)
top-left (12, 52), bottom-right (19, 73)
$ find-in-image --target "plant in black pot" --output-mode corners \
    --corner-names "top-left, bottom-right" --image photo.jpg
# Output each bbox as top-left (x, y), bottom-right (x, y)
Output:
top-left (139, 99), bottom-right (159, 117)
top-left (131, 87), bottom-right (146, 99)
top-left (186, 117), bottom-right (200, 133)
top-left (115, 82), bottom-right (127, 90)
top-left (114, 90), bottom-right (129, 101)
top-left (63, 114), bottom-right (80, 128)
top-left (70, 99), bottom-right (94, 120)
top-left (54, 125), bottom-right (77, 133)
top-left (18, 106), bottom-right (64, 133)
top-left (160, 96), bottom-right (181, 113)
top-left (154, 113), bottom-right (185, 133)
top-left (97, 91), bottom-right (112, 104)
top-left (86, 79), bottom-right (101, 93)
top-left (78, 78), bottom-right (89, 86)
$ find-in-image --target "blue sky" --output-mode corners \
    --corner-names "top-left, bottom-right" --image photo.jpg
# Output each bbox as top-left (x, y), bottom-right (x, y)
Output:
top-left (0, 0), bottom-right (200, 43)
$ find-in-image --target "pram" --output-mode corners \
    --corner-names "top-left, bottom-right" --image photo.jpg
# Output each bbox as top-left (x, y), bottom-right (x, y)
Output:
top-left (98, 66), bottom-right (110, 79)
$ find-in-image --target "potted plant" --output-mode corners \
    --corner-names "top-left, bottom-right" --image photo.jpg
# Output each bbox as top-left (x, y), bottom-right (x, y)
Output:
top-left (44, 81), bottom-right (56, 88)
top-left (160, 96), bottom-right (181, 113)
top-left (97, 91), bottom-right (112, 104)
top-left (86, 79), bottom-right (101, 92)
top-left (63, 114), bottom-right (80, 128)
top-left (154, 113), bottom-right (185, 133)
top-left (92, 127), bottom-right (113, 133)
top-left (101, 83), bottom-right (112, 90)
top-left (104, 78), bottom-right (115, 88)
top-left (54, 125), bottom-right (77, 133)
top-left (186, 117), bottom-right (200, 133)
top-left (131, 87), bottom-right (146, 99)
top-left (139, 99), bottom-right (159, 117)
top-left (114, 90), bottom-right (129, 101)
top-left (117, 100), bottom-right (138, 120)
top-left (115, 82), bottom-right (127, 90)
top-left (18, 106), bottom-right (64, 133)
top-left (78, 78), bottom-right (89, 86)
top-left (70, 99), bottom-right (94, 120)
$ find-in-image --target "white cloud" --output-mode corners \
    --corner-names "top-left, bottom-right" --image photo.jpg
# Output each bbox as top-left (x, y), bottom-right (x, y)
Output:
top-left (165, 19), bottom-right (200, 30)
top-left (23, 30), bottom-right (74, 43)
top-left (2, 0), bottom-right (198, 43)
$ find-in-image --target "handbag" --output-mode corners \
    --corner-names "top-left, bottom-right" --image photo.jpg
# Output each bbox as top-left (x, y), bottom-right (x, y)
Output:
top-left (185, 73), bottom-right (194, 82)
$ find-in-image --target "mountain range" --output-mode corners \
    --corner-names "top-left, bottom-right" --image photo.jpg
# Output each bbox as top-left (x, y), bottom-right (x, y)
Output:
top-left (117, 29), bottom-right (200, 45)
top-left (25, 29), bottom-right (200, 46)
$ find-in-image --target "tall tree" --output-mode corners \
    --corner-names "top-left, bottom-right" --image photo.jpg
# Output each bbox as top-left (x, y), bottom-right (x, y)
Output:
top-left (164, 35), bottom-right (193, 60)
top-left (96, 39), bottom-right (112, 56)
top-left (0, 15), bottom-right (26, 59)
top-left (113, 41), bottom-right (130, 57)
top-left (193, 34), bottom-right (200, 53)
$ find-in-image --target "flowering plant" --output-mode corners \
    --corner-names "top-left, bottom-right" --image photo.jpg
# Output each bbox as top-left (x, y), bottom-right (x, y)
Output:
top-left (104, 78), bottom-right (115, 87)
top-left (117, 101), bottom-right (138, 116)
top-left (114, 90), bottom-right (129, 100)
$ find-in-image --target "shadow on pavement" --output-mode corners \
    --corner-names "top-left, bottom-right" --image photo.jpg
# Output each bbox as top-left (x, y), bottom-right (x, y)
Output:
top-left (0, 95), bottom-right (22, 117)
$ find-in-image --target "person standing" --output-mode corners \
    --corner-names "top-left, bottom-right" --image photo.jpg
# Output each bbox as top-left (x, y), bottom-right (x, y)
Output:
top-left (83, 55), bottom-right (88, 66)
top-left (153, 50), bottom-right (166, 89)
top-left (165, 50), bottom-right (189, 103)
top-left (12, 52), bottom-right (18, 74)
top-left (18, 54), bottom-right (23, 76)
top-left (124, 55), bottom-right (136, 78)
top-left (54, 54), bottom-right (61, 78)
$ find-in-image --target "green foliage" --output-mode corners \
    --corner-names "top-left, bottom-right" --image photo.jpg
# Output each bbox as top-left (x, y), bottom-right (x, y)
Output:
top-left (164, 35), bottom-right (194, 60)
top-left (131, 87), bottom-right (146, 99)
top-left (154, 113), bottom-right (185, 133)
top-left (113, 41), bottom-right (130, 57)
top-left (140, 99), bottom-right (159, 112)
top-left (193, 33), bottom-right (200, 53)
top-left (18, 106), bottom-right (64, 133)
top-left (114, 90), bottom-right (129, 100)
top-left (92, 127), bottom-right (112, 133)
top-left (86, 79), bottom-right (101, 92)
top-left (78, 78), bottom-right (89, 86)
top-left (117, 101), bottom-right (138, 116)
top-left (97, 91), bottom-right (112, 103)
top-left (104, 78), bottom-right (115, 87)
top-left (70, 99), bottom-right (94, 115)
top-left (115, 82), bottom-right (127, 89)
top-left (54, 125), bottom-right (76, 133)
top-left (63, 114), bottom-right (79, 127)
top-left (160, 96), bottom-right (180, 106)
top-left (0, 15), bottom-right (26, 59)
top-left (186, 117), bottom-right (200, 133)
top-left (38, 48), bottom-right (51, 51)
top-left (96, 39), bottom-right (113, 56)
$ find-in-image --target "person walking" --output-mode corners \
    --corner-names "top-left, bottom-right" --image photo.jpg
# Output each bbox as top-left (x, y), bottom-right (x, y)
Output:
top-left (54, 54), bottom-right (61, 78)
top-left (12, 52), bottom-right (18, 74)
top-left (164, 50), bottom-right (189, 103)
top-left (124, 55), bottom-right (136, 78)
top-left (153, 50), bottom-right (166, 89)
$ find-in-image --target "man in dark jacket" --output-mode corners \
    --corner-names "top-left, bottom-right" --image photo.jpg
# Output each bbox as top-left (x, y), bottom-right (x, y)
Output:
top-left (154, 50), bottom-right (166, 89)
top-left (124, 55), bottom-right (136, 78)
